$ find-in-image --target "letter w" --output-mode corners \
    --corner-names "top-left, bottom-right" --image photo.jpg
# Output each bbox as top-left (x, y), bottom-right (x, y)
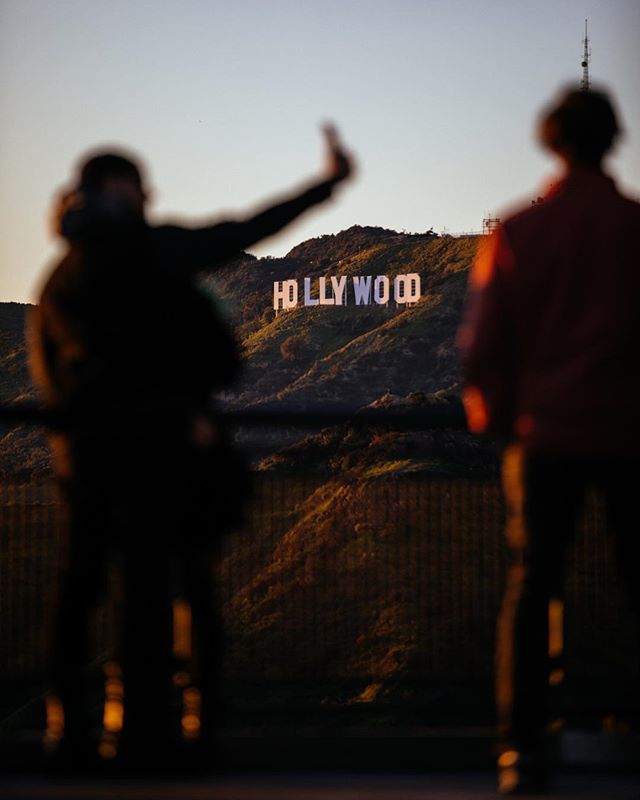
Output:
top-left (352, 276), bottom-right (372, 305)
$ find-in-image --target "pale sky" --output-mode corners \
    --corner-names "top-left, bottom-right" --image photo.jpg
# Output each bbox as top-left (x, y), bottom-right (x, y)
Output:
top-left (1, 0), bottom-right (639, 303)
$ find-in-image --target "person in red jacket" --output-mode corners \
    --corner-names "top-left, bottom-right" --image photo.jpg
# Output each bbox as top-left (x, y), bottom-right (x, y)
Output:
top-left (459, 86), bottom-right (640, 794)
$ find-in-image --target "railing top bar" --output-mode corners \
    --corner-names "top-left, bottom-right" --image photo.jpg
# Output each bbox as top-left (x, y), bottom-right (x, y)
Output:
top-left (0, 401), bottom-right (468, 431)
top-left (225, 404), bottom-right (467, 430)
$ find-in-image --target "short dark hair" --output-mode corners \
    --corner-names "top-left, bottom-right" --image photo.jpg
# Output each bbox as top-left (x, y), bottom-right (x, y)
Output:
top-left (78, 151), bottom-right (144, 191)
top-left (539, 87), bottom-right (621, 163)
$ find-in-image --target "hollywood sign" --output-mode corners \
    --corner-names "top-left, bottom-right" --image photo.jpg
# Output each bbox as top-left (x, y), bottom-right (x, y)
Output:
top-left (273, 273), bottom-right (421, 312)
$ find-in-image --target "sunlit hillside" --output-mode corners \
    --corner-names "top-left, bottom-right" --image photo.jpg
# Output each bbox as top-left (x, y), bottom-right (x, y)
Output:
top-left (207, 228), bottom-right (477, 410)
top-left (0, 228), bottom-right (483, 478)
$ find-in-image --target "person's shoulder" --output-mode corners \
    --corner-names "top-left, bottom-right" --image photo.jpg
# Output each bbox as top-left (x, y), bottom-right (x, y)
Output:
top-left (147, 225), bottom-right (192, 274)
top-left (616, 188), bottom-right (640, 216)
top-left (596, 178), bottom-right (640, 231)
top-left (150, 223), bottom-right (187, 239)
top-left (501, 200), bottom-right (551, 239)
top-left (150, 220), bottom-right (234, 240)
top-left (148, 223), bottom-right (197, 258)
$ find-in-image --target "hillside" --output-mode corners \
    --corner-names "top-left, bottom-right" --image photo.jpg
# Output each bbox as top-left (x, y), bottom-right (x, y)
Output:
top-left (206, 229), bottom-right (476, 410)
top-left (221, 474), bottom-right (507, 694)
top-left (0, 303), bottom-right (31, 406)
top-left (0, 303), bottom-right (50, 479)
top-left (0, 228), bottom-right (485, 479)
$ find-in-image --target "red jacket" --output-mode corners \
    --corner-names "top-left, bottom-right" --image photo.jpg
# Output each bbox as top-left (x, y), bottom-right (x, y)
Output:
top-left (459, 168), bottom-right (640, 455)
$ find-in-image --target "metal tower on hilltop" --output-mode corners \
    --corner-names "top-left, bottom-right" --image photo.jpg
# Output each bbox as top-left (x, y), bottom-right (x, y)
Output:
top-left (581, 18), bottom-right (591, 90)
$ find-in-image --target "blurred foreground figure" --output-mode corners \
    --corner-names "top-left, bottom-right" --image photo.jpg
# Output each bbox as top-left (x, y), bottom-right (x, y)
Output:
top-left (29, 130), bottom-right (353, 770)
top-left (459, 87), bottom-right (640, 794)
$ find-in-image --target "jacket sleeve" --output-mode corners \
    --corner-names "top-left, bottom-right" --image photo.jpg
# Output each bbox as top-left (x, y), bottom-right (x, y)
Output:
top-left (457, 226), bottom-right (517, 436)
top-left (154, 177), bottom-right (338, 274)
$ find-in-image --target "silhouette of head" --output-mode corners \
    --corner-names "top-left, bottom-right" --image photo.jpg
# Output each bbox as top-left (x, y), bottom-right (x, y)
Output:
top-left (539, 87), bottom-right (620, 167)
top-left (78, 151), bottom-right (148, 216)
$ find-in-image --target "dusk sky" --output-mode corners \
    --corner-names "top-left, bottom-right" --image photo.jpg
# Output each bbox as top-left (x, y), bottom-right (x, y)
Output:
top-left (1, 0), bottom-right (639, 304)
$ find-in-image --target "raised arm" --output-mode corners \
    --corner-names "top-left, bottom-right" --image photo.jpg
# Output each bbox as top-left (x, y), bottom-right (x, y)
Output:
top-left (157, 124), bottom-right (354, 273)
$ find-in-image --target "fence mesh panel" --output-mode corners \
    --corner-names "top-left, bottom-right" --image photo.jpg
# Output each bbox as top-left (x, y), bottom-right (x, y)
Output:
top-left (1, 475), bottom-right (637, 696)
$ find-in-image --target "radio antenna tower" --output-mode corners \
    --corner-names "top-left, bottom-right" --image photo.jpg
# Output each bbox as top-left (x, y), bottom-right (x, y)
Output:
top-left (581, 18), bottom-right (591, 90)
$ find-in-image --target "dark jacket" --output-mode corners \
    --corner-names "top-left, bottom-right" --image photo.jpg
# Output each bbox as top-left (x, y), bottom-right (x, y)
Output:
top-left (30, 177), bottom-right (338, 480)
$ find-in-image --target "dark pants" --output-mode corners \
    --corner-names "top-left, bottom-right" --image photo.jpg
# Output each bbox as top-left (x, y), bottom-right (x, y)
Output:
top-left (52, 438), bottom-right (226, 758)
top-left (497, 444), bottom-right (640, 751)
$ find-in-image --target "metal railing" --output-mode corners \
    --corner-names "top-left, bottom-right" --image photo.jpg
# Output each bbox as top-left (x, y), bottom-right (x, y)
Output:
top-left (1, 403), bottom-right (638, 723)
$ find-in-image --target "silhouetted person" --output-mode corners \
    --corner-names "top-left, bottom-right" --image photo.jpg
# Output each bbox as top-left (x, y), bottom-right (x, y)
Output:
top-left (459, 87), bottom-right (640, 794)
top-left (29, 129), bottom-right (354, 769)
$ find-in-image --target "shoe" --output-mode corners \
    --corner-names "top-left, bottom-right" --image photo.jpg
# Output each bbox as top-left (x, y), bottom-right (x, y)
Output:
top-left (497, 749), bottom-right (549, 795)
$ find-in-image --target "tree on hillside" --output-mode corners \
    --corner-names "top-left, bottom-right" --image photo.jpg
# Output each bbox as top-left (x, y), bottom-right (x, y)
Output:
top-left (280, 334), bottom-right (307, 362)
